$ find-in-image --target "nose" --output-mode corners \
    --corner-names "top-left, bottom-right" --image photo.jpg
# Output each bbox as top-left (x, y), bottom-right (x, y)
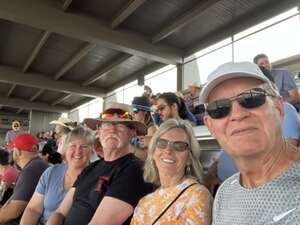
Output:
top-left (229, 100), bottom-right (250, 121)
top-left (161, 143), bottom-right (172, 154)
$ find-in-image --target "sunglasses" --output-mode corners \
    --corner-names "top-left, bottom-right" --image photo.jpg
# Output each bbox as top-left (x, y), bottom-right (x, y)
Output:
top-left (156, 104), bottom-right (168, 112)
top-left (132, 108), bottom-right (142, 114)
top-left (206, 87), bottom-right (275, 119)
top-left (156, 138), bottom-right (189, 152)
top-left (100, 111), bottom-right (132, 120)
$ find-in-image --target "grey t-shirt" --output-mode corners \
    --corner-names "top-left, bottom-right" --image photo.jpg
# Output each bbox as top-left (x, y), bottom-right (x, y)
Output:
top-left (272, 69), bottom-right (297, 101)
top-left (12, 157), bottom-right (48, 201)
top-left (213, 159), bottom-right (300, 225)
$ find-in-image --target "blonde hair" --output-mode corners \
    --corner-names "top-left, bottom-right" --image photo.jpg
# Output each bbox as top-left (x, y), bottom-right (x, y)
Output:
top-left (144, 119), bottom-right (203, 186)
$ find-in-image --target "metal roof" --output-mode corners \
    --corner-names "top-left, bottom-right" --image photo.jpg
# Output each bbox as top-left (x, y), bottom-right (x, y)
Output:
top-left (0, 0), bottom-right (299, 116)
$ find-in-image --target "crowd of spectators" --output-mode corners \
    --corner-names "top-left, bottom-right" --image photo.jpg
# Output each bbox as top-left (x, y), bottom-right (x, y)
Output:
top-left (0, 53), bottom-right (299, 224)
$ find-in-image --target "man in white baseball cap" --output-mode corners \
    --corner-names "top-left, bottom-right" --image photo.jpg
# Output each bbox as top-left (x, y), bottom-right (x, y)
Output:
top-left (201, 62), bottom-right (300, 225)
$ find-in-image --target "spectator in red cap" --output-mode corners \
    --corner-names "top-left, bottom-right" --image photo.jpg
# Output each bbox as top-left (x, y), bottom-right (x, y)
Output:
top-left (0, 133), bottom-right (48, 224)
top-left (0, 149), bottom-right (20, 205)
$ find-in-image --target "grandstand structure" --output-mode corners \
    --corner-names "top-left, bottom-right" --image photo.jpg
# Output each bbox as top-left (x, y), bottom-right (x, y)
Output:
top-left (0, 0), bottom-right (299, 145)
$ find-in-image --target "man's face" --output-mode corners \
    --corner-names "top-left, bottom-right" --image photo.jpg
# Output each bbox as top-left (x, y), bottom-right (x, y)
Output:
top-left (190, 87), bottom-right (200, 97)
top-left (97, 122), bottom-right (134, 151)
top-left (156, 98), bottom-right (173, 122)
top-left (256, 57), bottom-right (271, 71)
top-left (204, 77), bottom-right (284, 159)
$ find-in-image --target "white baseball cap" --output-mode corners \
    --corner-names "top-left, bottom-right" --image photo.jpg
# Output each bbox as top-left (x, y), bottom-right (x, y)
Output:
top-left (199, 61), bottom-right (271, 103)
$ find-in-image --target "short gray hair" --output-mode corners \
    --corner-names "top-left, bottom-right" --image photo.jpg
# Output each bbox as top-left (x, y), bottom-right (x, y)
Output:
top-left (64, 126), bottom-right (95, 152)
top-left (144, 119), bottom-right (203, 186)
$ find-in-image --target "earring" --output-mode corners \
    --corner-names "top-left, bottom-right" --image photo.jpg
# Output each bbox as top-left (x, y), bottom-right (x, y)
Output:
top-left (186, 165), bottom-right (191, 174)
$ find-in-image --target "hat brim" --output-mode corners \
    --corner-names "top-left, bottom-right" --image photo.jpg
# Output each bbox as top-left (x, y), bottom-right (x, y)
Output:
top-left (83, 118), bottom-right (147, 136)
top-left (199, 72), bottom-right (270, 103)
top-left (188, 84), bottom-right (201, 89)
top-left (50, 120), bottom-right (73, 129)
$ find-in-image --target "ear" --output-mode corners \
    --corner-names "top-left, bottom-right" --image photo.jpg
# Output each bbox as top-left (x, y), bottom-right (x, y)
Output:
top-left (273, 96), bottom-right (285, 121)
top-left (170, 103), bottom-right (178, 111)
top-left (13, 149), bottom-right (21, 158)
top-left (203, 114), bottom-right (217, 138)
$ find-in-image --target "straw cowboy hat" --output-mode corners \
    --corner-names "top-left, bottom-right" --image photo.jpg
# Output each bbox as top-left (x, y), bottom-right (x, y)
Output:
top-left (188, 82), bottom-right (202, 89)
top-left (83, 102), bottom-right (147, 135)
top-left (50, 117), bottom-right (76, 129)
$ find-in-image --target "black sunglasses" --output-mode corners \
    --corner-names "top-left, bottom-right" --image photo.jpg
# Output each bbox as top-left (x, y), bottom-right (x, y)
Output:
top-left (206, 88), bottom-right (275, 119)
top-left (156, 138), bottom-right (189, 152)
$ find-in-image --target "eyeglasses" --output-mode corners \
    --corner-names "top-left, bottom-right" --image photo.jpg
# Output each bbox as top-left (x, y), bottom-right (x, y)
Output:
top-left (100, 122), bottom-right (128, 131)
top-left (132, 108), bottom-right (142, 114)
top-left (206, 87), bottom-right (275, 119)
top-left (100, 111), bottom-right (132, 120)
top-left (156, 104), bottom-right (168, 112)
top-left (156, 138), bottom-right (189, 152)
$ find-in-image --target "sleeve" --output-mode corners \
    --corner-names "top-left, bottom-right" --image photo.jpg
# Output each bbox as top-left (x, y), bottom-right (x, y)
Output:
top-left (35, 166), bottom-right (52, 195)
top-left (179, 185), bottom-right (212, 225)
top-left (12, 165), bottom-right (46, 201)
top-left (106, 162), bottom-right (149, 207)
top-left (283, 70), bottom-right (297, 90)
top-left (4, 131), bottom-right (9, 144)
top-left (282, 103), bottom-right (300, 140)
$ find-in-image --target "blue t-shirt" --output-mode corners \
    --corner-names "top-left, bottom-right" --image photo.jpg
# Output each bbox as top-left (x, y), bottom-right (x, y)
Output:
top-left (282, 102), bottom-right (300, 140)
top-left (35, 163), bottom-right (68, 222)
top-left (272, 69), bottom-right (297, 101)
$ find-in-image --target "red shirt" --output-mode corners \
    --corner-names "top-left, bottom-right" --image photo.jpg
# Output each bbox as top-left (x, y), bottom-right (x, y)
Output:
top-left (0, 165), bottom-right (20, 185)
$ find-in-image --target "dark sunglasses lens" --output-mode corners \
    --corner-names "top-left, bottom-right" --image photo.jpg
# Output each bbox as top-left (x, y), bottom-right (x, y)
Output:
top-left (207, 99), bottom-right (231, 119)
top-left (172, 142), bottom-right (188, 152)
top-left (238, 92), bottom-right (266, 109)
top-left (157, 139), bottom-right (168, 149)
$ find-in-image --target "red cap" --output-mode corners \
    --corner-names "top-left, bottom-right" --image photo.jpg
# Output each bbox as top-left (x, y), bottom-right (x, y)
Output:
top-left (13, 133), bottom-right (38, 152)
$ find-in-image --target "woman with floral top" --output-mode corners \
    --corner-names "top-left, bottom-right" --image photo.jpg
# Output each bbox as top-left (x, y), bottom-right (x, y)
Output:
top-left (131, 119), bottom-right (212, 225)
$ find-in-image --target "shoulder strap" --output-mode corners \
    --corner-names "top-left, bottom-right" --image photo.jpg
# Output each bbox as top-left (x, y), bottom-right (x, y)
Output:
top-left (151, 182), bottom-right (197, 225)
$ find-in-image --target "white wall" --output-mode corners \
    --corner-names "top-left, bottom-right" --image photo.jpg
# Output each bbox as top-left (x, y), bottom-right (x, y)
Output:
top-left (29, 110), bottom-right (61, 135)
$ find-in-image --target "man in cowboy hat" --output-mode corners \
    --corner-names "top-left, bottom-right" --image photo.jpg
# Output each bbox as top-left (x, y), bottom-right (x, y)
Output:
top-left (185, 83), bottom-right (205, 125)
top-left (0, 133), bottom-right (48, 224)
top-left (50, 117), bottom-right (76, 156)
top-left (201, 62), bottom-right (300, 224)
top-left (47, 102), bottom-right (152, 225)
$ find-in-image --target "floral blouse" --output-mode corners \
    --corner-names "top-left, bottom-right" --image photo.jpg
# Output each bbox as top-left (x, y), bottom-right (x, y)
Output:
top-left (131, 178), bottom-right (212, 225)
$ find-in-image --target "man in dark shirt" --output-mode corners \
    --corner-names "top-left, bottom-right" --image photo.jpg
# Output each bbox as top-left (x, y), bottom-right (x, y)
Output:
top-left (0, 133), bottom-right (48, 224)
top-left (47, 102), bottom-right (152, 225)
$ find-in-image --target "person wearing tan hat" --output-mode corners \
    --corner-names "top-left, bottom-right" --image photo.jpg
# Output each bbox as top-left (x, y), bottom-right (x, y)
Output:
top-left (0, 133), bottom-right (48, 224)
top-left (50, 117), bottom-right (76, 157)
top-left (47, 102), bottom-right (152, 225)
top-left (5, 120), bottom-right (24, 147)
top-left (201, 62), bottom-right (300, 224)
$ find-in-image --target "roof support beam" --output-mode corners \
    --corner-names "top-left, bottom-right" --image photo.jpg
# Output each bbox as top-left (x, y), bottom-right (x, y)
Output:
top-left (0, 96), bottom-right (69, 113)
top-left (54, 43), bottom-right (96, 80)
top-left (16, 109), bottom-right (23, 114)
top-left (83, 54), bottom-right (132, 86)
top-left (152, 0), bottom-right (221, 43)
top-left (7, 84), bottom-right (16, 97)
top-left (51, 93), bottom-right (72, 106)
top-left (0, 0), bottom-right (182, 64)
top-left (184, 0), bottom-right (299, 57)
top-left (30, 89), bottom-right (45, 102)
top-left (0, 65), bottom-right (104, 98)
top-left (23, 31), bottom-right (51, 72)
top-left (62, 0), bottom-right (73, 11)
top-left (111, 0), bottom-right (146, 29)
top-left (107, 62), bottom-right (165, 92)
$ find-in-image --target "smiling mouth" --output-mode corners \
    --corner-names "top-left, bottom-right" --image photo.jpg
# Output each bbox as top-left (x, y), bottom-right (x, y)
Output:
top-left (231, 127), bottom-right (257, 136)
top-left (161, 158), bottom-right (175, 164)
